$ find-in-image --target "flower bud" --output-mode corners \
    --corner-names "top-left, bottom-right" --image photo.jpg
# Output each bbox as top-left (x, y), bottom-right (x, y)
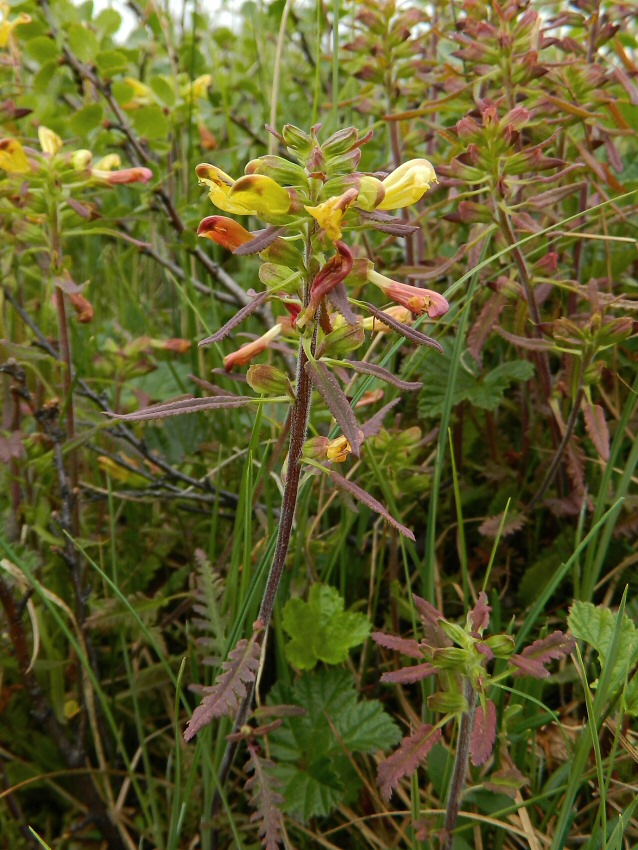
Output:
top-left (483, 634), bottom-right (516, 658)
top-left (246, 364), bottom-right (294, 398)
top-left (321, 126), bottom-right (359, 157)
top-left (71, 149), bottom-right (93, 171)
top-left (245, 155), bottom-right (309, 189)
top-left (38, 126), bottom-right (63, 155)
top-left (318, 321), bottom-right (365, 357)
top-left (302, 436), bottom-right (330, 461)
top-left (326, 436), bottom-right (352, 463)
top-left (282, 124), bottom-right (313, 158)
top-left (427, 690), bottom-right (469, 715)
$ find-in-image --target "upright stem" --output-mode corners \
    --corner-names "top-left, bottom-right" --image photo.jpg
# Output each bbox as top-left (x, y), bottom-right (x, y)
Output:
top-left (443, 680), bottom-right (477, 850)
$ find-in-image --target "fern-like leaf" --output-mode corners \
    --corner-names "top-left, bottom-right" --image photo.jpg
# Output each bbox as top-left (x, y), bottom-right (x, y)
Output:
top-left (377, 724), bottom-right (442, 801)
top-left (190, 549), bottom-right (228, 665)
top-left (184, 623), bottom-right (263, 741)
top-left (245, 741), bottom-right (285, 850)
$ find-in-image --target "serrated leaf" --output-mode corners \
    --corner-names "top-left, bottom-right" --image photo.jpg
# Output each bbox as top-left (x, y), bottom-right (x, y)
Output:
top-left (377, 724), bottom-right (442, 801)
top-left (363, 301), bottom-right (443, 350)
top-left (199, 290), bottom-right (270, 345)
top-left (131, 104), bottom-right (170, 140)
top-left (346, 360), bottom-right (422, 391)
top-left (245, 742), bottom-right (285, 850)
top-left (372, 631), bottom-right (423, 659)
top-left (282, 584), bottom-right (370, 670)
top-left (568, 602), bottom-right (638, 699)
top-left (184, 627), bottom-right (262, 740)
top-left (67, 23), bottom-right (99, 62)
top-left (509, 631), bottom-right (575, 678)
top-left (582, 401), bottom-right (610, 461)
top-left (325, 467), bottom-right (415, 540)
top-left (418, 349), bottom-right (535, 418)
top-left (470, 699), bottom-right (496, 766)
top-left (106, 394), bottom-right (253, 421)
top-left (267, 668), bottom-right (401, 822)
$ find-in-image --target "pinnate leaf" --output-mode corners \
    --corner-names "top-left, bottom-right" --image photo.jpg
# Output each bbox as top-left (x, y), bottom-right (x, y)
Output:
top-left (377, 724), bottom-right (442, 801)
top-left (509, 631), bottom-right (575, 679)
top-left (470, 699), bottom-right (496, 766)
top-left (282, 584), bottom-right (370, 670)
top-left (245, 742), bottom-right (285, 850)
top-left (184, 625), bottom-right (262, 740)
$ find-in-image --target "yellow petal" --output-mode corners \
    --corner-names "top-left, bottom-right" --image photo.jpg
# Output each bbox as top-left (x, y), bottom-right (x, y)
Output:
top-left (38, 126), bottom-right (63, 155)
top-left (0, 138), bottom-right (30, 173)
top-left (376, 158), bottom-right (437, 210)
top-left (93, 153), bottom-right (121, 171)
top-left (229, 174), bottom-right (291, 216)
top-left (305, 196), bottom-right (345, 241)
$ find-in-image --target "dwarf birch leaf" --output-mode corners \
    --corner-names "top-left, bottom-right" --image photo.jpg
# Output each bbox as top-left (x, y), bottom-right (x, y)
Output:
top-left (509, 631), bottom-right (575, 678)
top-left (377, 724), bottom-right (442, 801)
top-left (184, 626), bottom-right (262, 740)
top-left (282, 584), bottom-right (370, 670)
top-left (199, 289), bottom-right (270, 345)
top-left (325, 467), bottom-right (415, 540)
top-left (471, 699), bottom-right (497, 766)
top-left (305, 359), bottom-right (363, 456)
top-left (346, 360), bottom-right (423, 391)
top-left (583, 401), bottom-right (610, 462)
top-left (106, 395), bottom-right (253, 421)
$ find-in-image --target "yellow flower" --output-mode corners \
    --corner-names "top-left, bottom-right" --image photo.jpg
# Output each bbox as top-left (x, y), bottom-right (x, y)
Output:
top-left (304, 188), bottom-right (358, 241)
top-left (326, 436), bottom-right (352, 463)
top-left (38, 126), bottom-right (63, 156)
top-left (376, 158), bottom-right (437, 210)
top-left (0, 1), bottom-right (31, 48)
top-left (185, 74), bottom-right (212, 101)
top-left (196, 163), bottom-right (291, 217)
top-left (121, 77), bottom-right (152, 109)
top-left (0, 138), bottom-right (30, 173)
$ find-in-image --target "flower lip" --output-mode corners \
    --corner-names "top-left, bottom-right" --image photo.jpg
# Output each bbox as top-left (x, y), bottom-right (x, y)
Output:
top-left (368, 269), bottom-right (449, 318)
top-left (376, 158), bottom-right (438, 210)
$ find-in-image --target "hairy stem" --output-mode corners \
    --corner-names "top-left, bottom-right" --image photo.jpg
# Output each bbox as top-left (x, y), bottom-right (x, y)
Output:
top-left (443, 680), bottom-right (477, 850)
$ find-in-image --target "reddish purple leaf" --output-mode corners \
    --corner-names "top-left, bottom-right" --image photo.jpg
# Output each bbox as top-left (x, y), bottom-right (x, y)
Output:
top-left (360, 398), bottom-right (401, 439)
top-left (467, 293), bottom-right (506, 367)
top-left (358, 209), bottom-right (421, 236)
top-left (362, 302), bottom-right (443, 350)
top-left (305, 359), bottom-right (363, 457)
top-left (184, 627), bottom-right (262, 740)
top-left (245, 741), bottom-right (285, 850)
top-left (377, 724), bottom-right (442, 801)
top-left (470, 699), bottom-right (497, 766)
top-left (583, 401), bottom-right (610, 462)
top-left (381, 663), bottom-right (437, 684)
top-left (0, 431), bottom-right (25, 462)
top-left (327, 280), bottom-right (358, 325)
top-left (495, 326), bottom-right (554, 351)
top-left (412, 595), bottom-right (452, 648)
top-left (509, 631), bottom-right (576, 679)
top-left (233, 226), bottom-right (286, 255)
top-left (308, 241), bottom-right (353, 314)
top-left (199, 290), bottom-right (270, 346)
top-left (483, 766), bottom-right (528, 799)
top-left (372, 631), bottom-right (423, 658)
top-left (106, 395), bottom-right (253, 421)
top-left (325, 467), bottom-right (415, 540)
top-left (346, 360), bottom-right (423, 392)
top-left (468, 591), bottom-right (491, 635)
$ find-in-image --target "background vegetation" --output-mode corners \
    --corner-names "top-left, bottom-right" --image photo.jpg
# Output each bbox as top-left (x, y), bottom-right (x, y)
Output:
top-left (1, 0), bottom-right (637, 848)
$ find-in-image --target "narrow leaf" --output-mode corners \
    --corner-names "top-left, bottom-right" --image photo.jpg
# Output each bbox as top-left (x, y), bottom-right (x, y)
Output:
top-left (362, 302), bottom-right (443, 350)
top-left (327, 281), bottom-right (358, 324)
top-left (199, 290), bottom-right (270, 346)
top-left (325, 467), bottom-right (415, 540)
top-left (233, 226), bottom-right (286, 255)
top-left (583, 401), bottom-right (610, 462)
top-left (360, 397), bottom-right (401, 439)
top-left (305, 359), bottom-right (363, 457)
top-left (380, 663), bottom-right (437, 684)
top-left (184, 626), bottom-right (262, 740)
top-left (377, 724), bottom-right (442, 801)
top-left (495, 326), bottom-right (554, 351)
top-left (106, 395), bottom-right (253, 422)
top-left (468, 591), bottom-right (491, 634)
top-left (470, 699), bottom-right (496, 766)
top-left (358, 209), bottom-right (420, 236)
top-left (412, 595), bottom-right (452, 648)
top-left (372, 631), bottom-right (423, 658)
top-left (346, 360), bottom-right (423, 391)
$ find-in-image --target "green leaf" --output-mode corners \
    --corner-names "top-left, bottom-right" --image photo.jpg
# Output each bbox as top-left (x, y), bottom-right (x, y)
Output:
top-left (131, 105), bottom-right (170, 141)
top-left (417, 347), bottom-right (535, 418)
top-left (149, 75), bottom-right (176, 107)
top-left (69, 103), bottom-right (104, 135)
top-left (67, 23), bottom-right (99, 62)
top-left (282, 584), bottom-right (370, 670)
top-left (568, 601), bottom-right (638, 709)
top-left (95, 8), bottom-right (122, 36)
top-left (24, 36), bottom-right (59, 64)
top-left (267, 668), bottom-right (401, 822)
top-left (95, 49), bottom-right (129, 77)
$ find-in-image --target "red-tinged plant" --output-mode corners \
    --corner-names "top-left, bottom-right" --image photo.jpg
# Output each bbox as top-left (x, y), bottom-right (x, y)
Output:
top-left (373, 591), bottom-right (575, 848)
top-left (107, 124), bottom-right (449, 783)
